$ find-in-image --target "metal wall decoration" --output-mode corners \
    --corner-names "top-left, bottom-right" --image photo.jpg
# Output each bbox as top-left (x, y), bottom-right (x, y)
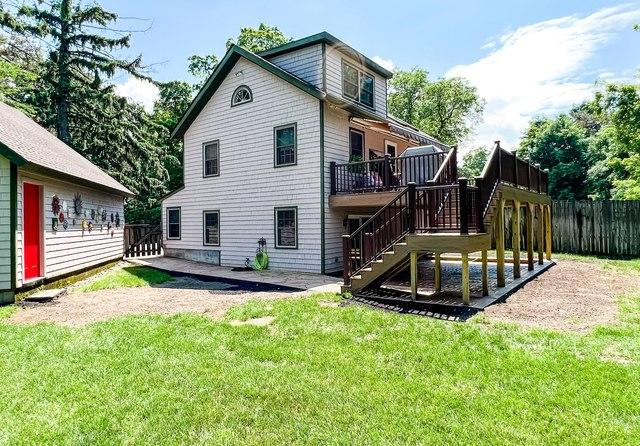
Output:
top-left (73, 193), bottom-right (83, 215)
top-left (115, 212), bottom-right (120, 228)
top-left (110, 212), bottom-right (114, 223)
top-left (62, 220), bottom-right (69, 230)
top-left (51, 195), bottom-right (61, 216)
top-left (88, 221), bottom-right (93, 232)
top-left (58, 212), bottom-right (65, 223)
top-left (51, 218), bottom-right (58, 231)
top-left (91, 209), bottom-right (96, 221)
top-left (102, 210), bottom-right (107, 222)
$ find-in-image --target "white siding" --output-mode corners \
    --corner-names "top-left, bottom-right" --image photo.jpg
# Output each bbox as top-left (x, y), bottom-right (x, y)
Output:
top-left (323, 107), bottom-right (351, 272)
top-left (163, 57), bottom-right (323, 273)
top-left (0, 156), bottom-right (10, 289)
top-left (16, 171), bottom-right (124, 287)
top-left (268, 44), bottom-right (324, 89)
top-left (325, 46), bottom-right (387, 119)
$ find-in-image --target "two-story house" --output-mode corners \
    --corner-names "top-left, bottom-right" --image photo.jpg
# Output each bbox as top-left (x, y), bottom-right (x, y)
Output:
top-left (162, 32), bottom-right (447, 274)
top-left (162, 32), bottom-right (552, 305)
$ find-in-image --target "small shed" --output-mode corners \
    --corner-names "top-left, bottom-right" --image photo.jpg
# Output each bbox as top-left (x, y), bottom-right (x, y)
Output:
top-left (0, 102), bottom-right (133, 303)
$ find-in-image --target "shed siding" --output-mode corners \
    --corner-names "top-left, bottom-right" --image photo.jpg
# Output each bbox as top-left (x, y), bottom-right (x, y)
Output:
top-left (0, 156), bottom-right (11, 289)
top-left (16, 171), bottom-right (124, 287)
top-left (163, 57), bottom-right (322, 273)
top-left (268, 44), bottom-right (324, 88)
top-left (325, 47), bottom-right (387, 119)
top-left (323, 107), bottom-right (351, 272)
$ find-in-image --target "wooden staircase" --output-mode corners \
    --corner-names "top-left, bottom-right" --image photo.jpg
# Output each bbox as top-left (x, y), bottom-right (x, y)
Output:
top-left (342, 142), bottom-right (549, 296)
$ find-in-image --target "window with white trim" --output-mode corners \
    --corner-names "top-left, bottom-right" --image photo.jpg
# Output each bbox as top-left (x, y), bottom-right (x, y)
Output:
top-left (274, 207), bottom-right (297, 249)
top-left (231, 85), bottom-right (253, 106)
top-left (203, 140), bottom-right (219, 177)
top-left (203, 210), bottom-right (220, 246)
top-left (274, 123), bottom-right (297, 167)
top-left (167, 207), bottom-right (181, 239)
top-left (342, 61), bottom-right (375, 108)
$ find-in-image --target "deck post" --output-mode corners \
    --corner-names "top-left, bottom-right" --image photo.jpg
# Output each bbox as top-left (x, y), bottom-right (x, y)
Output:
top-left (459, 178), bottom-right (469, 235)
top-left (342, 234), bottom-right (351, 285)
top-left (461, 252), bottom-right (470, 305)
top-left (330, 161), bottom-right (336, 195)
top-left (434, 252), bottom-right (442, 292)
top-left (511, 200), bottom-right (521, 279)
top-left (410, 251), bottom-right (418, 300)
top-left (545, 204), bottom-right (552, 260)
top-left (496, 198), bottom-right (506, 287)
top-left (407, 182), bottom-right (416, 233)
top-left (537, 204), bottom-right (544, 265)
top-left (481, 250), bottom-right (488, 296)
top-left (383, 154), bottom-right (392, 191)
top-left (475, 177), bottom-right (484, 233)
top-left (526, 203), bottom-right (534, 271)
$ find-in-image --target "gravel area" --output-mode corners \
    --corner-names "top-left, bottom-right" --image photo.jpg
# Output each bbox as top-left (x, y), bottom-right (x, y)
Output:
top-left (483, 259), bottom-right (639, 332)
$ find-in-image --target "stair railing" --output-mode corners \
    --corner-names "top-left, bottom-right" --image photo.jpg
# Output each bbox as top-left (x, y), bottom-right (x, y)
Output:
top-left (342, 183), bottom-right (417, 284)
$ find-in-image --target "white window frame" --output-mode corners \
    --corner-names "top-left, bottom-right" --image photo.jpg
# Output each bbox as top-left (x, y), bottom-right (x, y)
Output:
top-left (203, 140), bottom-right (220, 177)
top-left (166, 207), bottom-right (181, 240)
top-left (202, 210), bottom-right (220, 246)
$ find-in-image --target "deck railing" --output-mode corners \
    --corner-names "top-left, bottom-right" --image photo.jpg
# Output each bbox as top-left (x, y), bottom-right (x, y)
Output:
top-left (476, 142), bottom-right (549, 219)
top-left (330, 150), bottom-right (449, 195)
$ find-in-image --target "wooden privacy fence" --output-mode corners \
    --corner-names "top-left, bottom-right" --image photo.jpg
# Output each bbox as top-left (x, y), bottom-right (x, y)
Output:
top-left (551, 201), bottom-right (640, 257)
top-left (123, 224), bottom-right (163, 258)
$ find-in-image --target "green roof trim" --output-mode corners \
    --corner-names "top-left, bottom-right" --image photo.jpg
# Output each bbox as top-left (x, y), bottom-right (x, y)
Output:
top-left (0, 141), bottom-right (27, 166)
top-left (259, 32), bottom-right (394, 80)
top-left (172, 45), bottom-right (325, 139)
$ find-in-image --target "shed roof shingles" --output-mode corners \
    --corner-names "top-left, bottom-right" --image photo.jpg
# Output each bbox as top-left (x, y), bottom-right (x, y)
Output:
top-left (0, 102), bottom-right (132, 196)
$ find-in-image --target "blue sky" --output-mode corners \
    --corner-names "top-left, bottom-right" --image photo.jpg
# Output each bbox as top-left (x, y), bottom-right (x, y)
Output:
top-left (107, 0), bottom-right (640, 149)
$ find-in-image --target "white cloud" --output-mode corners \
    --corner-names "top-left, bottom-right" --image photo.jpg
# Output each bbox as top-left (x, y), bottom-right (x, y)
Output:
top-left (114, 77), bottom-right (160, 112)
top-left (373, 56), bottom-right (395, 72)
top-left (447, 5), bottom-right (640, 150)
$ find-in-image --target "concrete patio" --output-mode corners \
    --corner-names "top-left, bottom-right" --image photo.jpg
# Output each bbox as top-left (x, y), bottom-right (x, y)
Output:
top-left (129, 257), bottom-right (343, 293)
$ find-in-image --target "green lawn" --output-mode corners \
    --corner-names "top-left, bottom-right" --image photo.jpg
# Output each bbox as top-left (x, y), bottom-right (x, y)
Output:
top-left (1, 261), bottom-right (639, 444)
top-left (77, 266), bottom-right (174, 292)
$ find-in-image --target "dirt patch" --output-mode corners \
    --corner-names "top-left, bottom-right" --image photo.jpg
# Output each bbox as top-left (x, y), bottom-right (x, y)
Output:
top-left (9, 280), bottom-right (308, 327)
top-left (482, 260), bottom-right (639, 332)
top-left (229, 316), bottom-right (275, 327)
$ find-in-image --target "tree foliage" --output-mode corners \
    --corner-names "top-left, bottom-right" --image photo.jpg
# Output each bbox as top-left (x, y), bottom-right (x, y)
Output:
top-left (388, 68), bottom-right (484, 145)
top-left (226, 23), bottom-right (291, 53)
top-left (459, 146), bottom-right (489, 179)
top-left (518, 82), bottom-right (640, 200)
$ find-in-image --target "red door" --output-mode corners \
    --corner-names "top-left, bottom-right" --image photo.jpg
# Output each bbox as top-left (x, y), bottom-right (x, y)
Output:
top-left (23, 183), bottom-right (41, 280)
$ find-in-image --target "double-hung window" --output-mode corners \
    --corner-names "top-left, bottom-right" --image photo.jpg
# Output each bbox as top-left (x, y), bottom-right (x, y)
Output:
top-left (342, 61), bottom-right (375, 108)
top-left (203, 210), bottom-right (220, 246)
top-left (274, 207), bottom-right (297, 249)
top-left (203, 140), bottom-right (219, 177)
top-left (167, 207), bottom-right (181, 240)
top-left (274, 123), bottom-right (297, 167)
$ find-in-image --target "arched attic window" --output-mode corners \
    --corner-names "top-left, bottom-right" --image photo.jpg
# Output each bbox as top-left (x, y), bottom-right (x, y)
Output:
top-left (231, 85), bottom-right (253, 107)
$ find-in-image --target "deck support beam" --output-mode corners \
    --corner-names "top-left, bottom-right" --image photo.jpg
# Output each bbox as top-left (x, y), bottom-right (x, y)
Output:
top-left (537, 204), bottom-right (544, 265)
top-left (511, 200), bottom-right (521, 279)
top-left (544, 204), bottom-right (552, 260)
top-left (526, 203), bottom-right (534, 271)
top-left (461, 252), bottom-right (470, 305)
top-left (496, 198), bottom-right (506, 287)
top-left (410, 251), bottom-right (418, 300)
top-left (434, 252), bottom-right (442, 292)
top-left (481, 250), bottom-right (488, 296)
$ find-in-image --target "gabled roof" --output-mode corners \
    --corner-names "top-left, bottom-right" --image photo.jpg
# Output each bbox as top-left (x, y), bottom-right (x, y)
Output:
top-left (172, 45), bottom-right (325, 139)
top-left (0, 102), bottom-right (133, 196)
top-left (259, 32), bottom-right (394, 79)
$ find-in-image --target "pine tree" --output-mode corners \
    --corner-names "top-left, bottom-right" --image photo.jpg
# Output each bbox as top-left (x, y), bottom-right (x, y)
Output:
top-left (0, 0), bottom-right (148, 143)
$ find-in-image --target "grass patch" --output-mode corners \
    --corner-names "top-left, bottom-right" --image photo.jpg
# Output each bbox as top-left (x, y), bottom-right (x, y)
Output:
top-left (1, 279), bottom-right (640, 443)
top-left (78, 266), bottom-right (174, 292)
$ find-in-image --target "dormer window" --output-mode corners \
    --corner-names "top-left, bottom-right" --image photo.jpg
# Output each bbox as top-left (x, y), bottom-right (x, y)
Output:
top-left (342, 61), bottom-right (374, 108)
top-left (231, 85), bottom-right (253, 107)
